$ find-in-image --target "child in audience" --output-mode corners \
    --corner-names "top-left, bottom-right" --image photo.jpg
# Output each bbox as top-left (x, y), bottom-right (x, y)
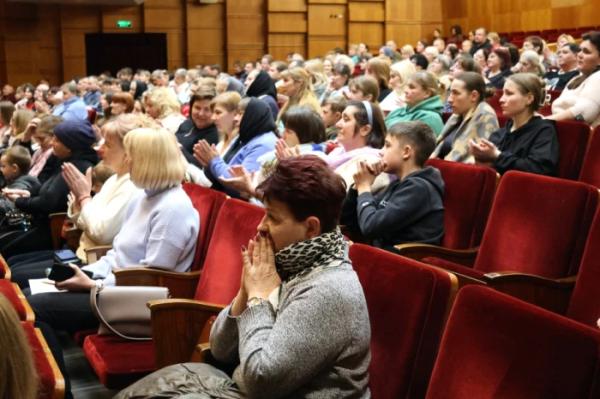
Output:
top-left (321, 96), bottom-right (346, 141)
top-left (341, 120), bottom-right (444, 252)
top-left (0, 146), bottom-right (40, 215)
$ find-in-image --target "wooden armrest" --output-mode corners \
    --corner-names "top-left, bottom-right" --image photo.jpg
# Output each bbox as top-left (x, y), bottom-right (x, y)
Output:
top-left (484, 272), bottom-right (577, 314)
top-left (394, 243), bottom-right (478, 266)
top-left (148, 299), bottom-right (225, 369)
top-left (115, 267), bottom-right (201, 298)
top-left (48, 212), bottom-right (67, 250)
top-left (190, 342), bottom-right (212, 363)
top-left (34, 328), bottom-right (66, 399)
top-left (84, 245), bottom-right (112, 263)
top-left (1, 254), bottom-right (11, 280)
top-left (62, 226), bottom-right (82, 252)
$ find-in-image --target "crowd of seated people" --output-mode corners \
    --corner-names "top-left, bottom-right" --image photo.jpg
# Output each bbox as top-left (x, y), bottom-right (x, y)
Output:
top-left (0, 23), bottom-right (598, 398)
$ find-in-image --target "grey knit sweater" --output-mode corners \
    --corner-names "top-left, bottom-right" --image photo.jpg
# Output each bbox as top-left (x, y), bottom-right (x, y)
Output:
top-left (210, 263), bottom-right (372, 399)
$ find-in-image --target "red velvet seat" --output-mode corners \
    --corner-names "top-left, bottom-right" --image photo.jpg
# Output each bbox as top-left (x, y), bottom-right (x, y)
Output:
top-left (486, 89), bottom-right (503, 115)
top-left (566, 209), bottom-right (600, 328)
top-left (425, 286), bottom-right (600, 399)
top-left (21, 321), bottom-right (65, 399)
top-left (419, 171), bottom-right (598, 281)
top-left (83, 198), bottom-right (265, 389)
top-left (555, 120), bottom-right (591, 180)
top-left (0, 279), bottom-right (33, 321)
top-left (426, 159), bottom-right (497, 249)
top-left (578, 125), bottom-right (600, 188)
top-left (181, 184), bottom-right (227, 269)
top-left (349, 244), bottom-right (457, 399)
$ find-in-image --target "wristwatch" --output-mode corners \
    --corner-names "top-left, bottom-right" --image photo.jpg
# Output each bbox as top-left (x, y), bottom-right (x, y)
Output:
top-left (246, 296), bottom-right (266, 308)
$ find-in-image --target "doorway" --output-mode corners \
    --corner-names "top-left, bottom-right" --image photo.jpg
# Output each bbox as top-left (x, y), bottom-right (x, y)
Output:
top-left (85, 33), bottom-right (167, 76)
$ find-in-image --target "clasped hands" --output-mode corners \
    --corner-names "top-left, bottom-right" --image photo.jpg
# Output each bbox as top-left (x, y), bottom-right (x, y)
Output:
top-left (353, 160), bottom-right (385, 194)
top-left (469, 138), bottom-right (501, 163)
top-left (231, 233), bottom-right (281, 316)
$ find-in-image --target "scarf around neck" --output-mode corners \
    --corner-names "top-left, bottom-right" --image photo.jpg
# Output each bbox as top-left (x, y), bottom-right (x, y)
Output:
top-left (275, 227), bottom-right (349, 282)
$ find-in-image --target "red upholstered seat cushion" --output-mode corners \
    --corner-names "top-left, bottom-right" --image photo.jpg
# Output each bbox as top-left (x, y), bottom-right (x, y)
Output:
top-left (567, 210), bottom-right (600, 327)
top-left (554, 120), bottom-right (590, 180)
top-left (83, 334), bottom-right (156, 389)
top-left (182, 184), bottom-right (226, 269)
top-left (21, 322), bottom-right (57, 399)
top-left (426, 159), bottom-right (496, 249)
top-left (195, 198), bottom-right (265, 304)
top-left (350, 244), bottom-right (454, 399)
top-left (421, 257), bottom-right (485, 279)
top-left (578, 125), bottom-right (600, 188)
top-left (426, 286), bottom-right (600, 399)
top-left (475, 171), bottom-right (597, 278)
top-left (0, 279), bottom-right (27, 320)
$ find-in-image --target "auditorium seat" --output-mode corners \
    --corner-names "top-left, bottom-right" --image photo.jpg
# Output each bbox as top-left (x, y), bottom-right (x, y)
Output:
top-left (22, 321), bottom-right (66, 399)
top-left (578, 125), bottom-right (600, 188)
top-left (83, 198), bottom-right (265, 389)
top-left (425, 286), bottom-right (600, 399)
top-left (405, 171), bottom-right (598, 312)
top-left (565, 209), bottom-right (600, 328)
top-left (397, 159), bottom-right (496, 257)
top-left (0, 280), bottom-right (33, 321)
top-left (555, 120), bottom-right (590, 180)
top-left (181, 184), bottom-right (227, 268)
top-left (350, 244), bottom-right (458, 399)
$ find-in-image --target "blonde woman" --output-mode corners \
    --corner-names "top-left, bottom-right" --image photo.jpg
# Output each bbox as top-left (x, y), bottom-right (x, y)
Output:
top-left (27, 126), bottom-right (200, 397)
top-left (385, 71), bottom-right (444, 135)
top-left (9, 109), bottom-right (34, 147)
top-left (211, 92), bottom-right (242, 155)
top-left (380, 60), bottom-right (416, 114)
top-left (304, 59), bottom-right (329, 100)
top-left (278, 67), bottom-right (321, 121)
top-left (9, 115), bottom-right (153, 288)
top-left (0, 294), bottom-right (37, 399)
top-left (144, 87), bottom-right (186, 134)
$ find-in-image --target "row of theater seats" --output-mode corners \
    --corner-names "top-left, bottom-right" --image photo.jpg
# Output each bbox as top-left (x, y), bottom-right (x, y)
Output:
top-left (1, 167), bottom-right (600, 397)
top-left (441, 111), bottom-right (600, 185)
top-left (497, 26), bottom-right (600, 47)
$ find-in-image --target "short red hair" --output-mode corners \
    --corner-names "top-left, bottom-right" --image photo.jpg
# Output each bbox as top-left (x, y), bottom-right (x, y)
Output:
top-left (257, 155), bottom-right (346, 233)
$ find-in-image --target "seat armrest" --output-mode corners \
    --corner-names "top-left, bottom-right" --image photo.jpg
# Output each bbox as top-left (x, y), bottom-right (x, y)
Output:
top-left (484, 272), bottom-right (576, 314)
top-left (148, 299), bottom-right (225, 369)
top-left (84, 245), bottom-right (112, 263)
top-left (1, 254), bottom-right (10, 280)
top-left (115, 268), bottom-right (201, 299)
top-left (49, 212), bottom-right (67, 250)
top-left (394, 243), bottom-right (479, 266)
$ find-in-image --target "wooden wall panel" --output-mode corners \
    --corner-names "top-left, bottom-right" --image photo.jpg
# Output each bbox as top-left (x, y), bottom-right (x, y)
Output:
top-left (227, 0), bottom-right (266, 71)
top-left (308, 4), bottom-right (346, 57)
top-left (101, 6), bottom-right (142, 33)
top-left (386, 0), bottom-right (443, 46)
top-left (268, 33), bottom-right (305, 60)
top-left (144, 0), bottom-right (185, 70)
top-left (268, 0), bottom-right (307, 12)
top-left (349, 23), bottom-right (383, 50)
top-left (441, 0), bottom-right (600, 38)
top-left (268, 13), bottom-right (307, 33)
top-left (348, 2), bottom-right (384, 22)
top-left (267, 0), bottom-right (306, 60)
top-left (187, 2), bottom-right (225, 68)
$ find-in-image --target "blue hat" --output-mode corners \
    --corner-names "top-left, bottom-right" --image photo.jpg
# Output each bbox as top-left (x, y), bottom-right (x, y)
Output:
top-left (54, 119), bottom-right (96, 152)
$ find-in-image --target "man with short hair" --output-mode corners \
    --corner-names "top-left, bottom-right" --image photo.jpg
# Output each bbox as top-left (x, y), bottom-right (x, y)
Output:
top-left (52, 82), bottom-right (88, 122)
top-left (470, 27), bottom-right (492, 56)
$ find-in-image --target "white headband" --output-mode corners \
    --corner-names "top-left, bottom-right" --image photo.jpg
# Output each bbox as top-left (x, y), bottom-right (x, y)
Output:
top-left (362, 100), bottom-right (373, 126)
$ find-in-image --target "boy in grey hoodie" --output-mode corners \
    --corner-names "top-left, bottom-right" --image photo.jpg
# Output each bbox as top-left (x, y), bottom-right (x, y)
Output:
top-left (342, 120), bottom-right (445, 252)
top-left (0, 145), bottom-right (40, 215)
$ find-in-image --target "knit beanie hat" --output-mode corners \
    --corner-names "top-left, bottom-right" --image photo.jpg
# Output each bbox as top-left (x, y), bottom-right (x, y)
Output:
top-left (53, 119), bottom-right (96, 152)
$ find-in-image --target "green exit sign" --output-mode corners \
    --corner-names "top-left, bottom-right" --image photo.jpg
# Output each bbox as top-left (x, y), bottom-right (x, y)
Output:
top-left (117, 20), bottom-right (132, 29)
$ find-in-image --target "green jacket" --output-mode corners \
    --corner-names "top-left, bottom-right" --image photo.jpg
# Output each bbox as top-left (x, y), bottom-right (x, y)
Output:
top-left (385, 95), bottom-right (444, 136)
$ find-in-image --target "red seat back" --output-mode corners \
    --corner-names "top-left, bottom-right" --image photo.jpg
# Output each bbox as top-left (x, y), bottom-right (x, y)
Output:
top-left (475, 171), bottom-right (598, 278)
top-left (555, 120), bottom-right (590, 180)
top-left (426, 286), bottom-right (600, 399)
top-left (194, 199), bottom-right (265, 304)
top-left (486, 89), bottom-right (503, 115)
top-left (567, 209), bottom-right (600, 327)
top-left (578, 126), bottom-right (600, 188)
top-left (427, 159), bottom-right (497, 249)
top-left (182, 184), bottom-right (227, 269)
top-left (21, 322), bottom-right (63, 399)
top-left (350, 244), bottom-right (457, 399)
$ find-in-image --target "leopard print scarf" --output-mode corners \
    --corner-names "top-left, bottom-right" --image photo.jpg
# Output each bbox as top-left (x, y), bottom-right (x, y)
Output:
top-left (274, 227), bottom-right (349, 282)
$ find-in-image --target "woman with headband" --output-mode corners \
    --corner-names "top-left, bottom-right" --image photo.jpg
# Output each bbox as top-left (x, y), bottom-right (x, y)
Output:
top-left (328, 100), bottom-right (387, 190)
top-left (385, 71), bottom-right (444, 136)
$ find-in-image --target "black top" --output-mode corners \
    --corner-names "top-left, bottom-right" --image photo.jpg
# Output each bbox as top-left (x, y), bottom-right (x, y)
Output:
top-left (341, 166), bottom-right (445, 252)
top-left (15, 149), bottom-right (98, 223)
top-left (378, 86), bottom-right (392, 103)
top-left (469, 39), bottom-right (492, 56)
top-left (490, 116), bottom-right (559, 176)
top-left (246, 70), bottom-right (278, 101)
top-left (486, 69), bottom-right (512, 90)
top-left (544, 69), bottom-right (579, 91)
top-left (175, 119), bottom-right (219, 167)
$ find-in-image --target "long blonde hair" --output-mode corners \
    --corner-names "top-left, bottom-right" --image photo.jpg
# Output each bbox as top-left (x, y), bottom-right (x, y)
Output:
top-left (279, 67), bottom-right (321, 119)
top-left (0, 294), bottom-right (37, 399)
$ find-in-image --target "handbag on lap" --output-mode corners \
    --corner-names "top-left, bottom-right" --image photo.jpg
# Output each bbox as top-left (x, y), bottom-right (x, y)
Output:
top-left (90, 284), bottom-right (169, 341)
